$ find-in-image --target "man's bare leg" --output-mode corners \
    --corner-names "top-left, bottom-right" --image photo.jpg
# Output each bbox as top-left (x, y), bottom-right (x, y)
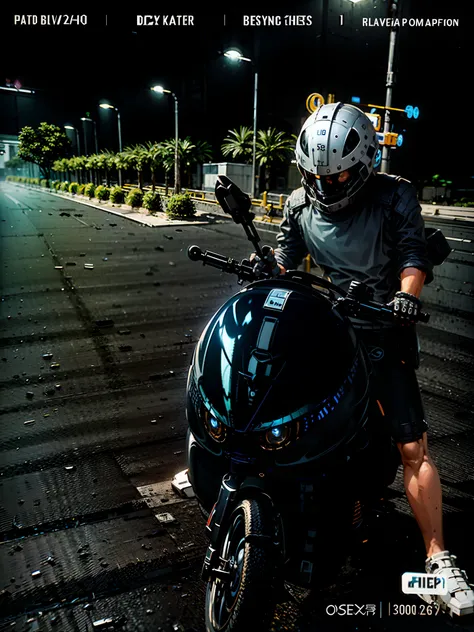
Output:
top-left (397, 432), bottom-right (474, 616)
top-left (397, 432), bottom-right (444, 557)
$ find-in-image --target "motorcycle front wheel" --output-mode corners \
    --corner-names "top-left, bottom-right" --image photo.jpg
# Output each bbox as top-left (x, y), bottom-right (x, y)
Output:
top-left (205, 497), bottom-right (278, 632)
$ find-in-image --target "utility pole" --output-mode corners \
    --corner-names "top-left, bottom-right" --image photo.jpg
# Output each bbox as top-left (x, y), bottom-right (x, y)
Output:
top-left (381, 0), bottom-right (400, 174)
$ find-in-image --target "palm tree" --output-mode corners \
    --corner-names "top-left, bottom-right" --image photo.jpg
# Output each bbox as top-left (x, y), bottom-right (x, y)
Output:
top-left (182, 138), bottom-right (212, 187)
top-left (255, 128), bottom-right (297, 192)
top-left (160, 138), bottom-right (184, 193)
top-left (124, 144), bottom-right (149, 189)
top-left (52, 158), bottom-right (69, 182)
top-left (191, 139), bottom-right (213, 187)
top-left (221, 126), bottom-right (253, 162)
top-left (86, 154), bottom-right (101, 185)
top-left (75, 156), bottom-right (88, 184)
top-left (144, 141), bottom-right (163, 192)
top-left (114, 152), bottom-right (133, 187)
top-left (96, 151), bottom-right (113, 187)
top-left (160, 137), bottom-right (213, 191)
top-left (159, 140), bottom-right (175, 194)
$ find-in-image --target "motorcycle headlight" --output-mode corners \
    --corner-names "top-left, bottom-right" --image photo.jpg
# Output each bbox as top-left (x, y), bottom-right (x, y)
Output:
top-left (203, 409), bottom-right (227, 443)
top-left (261, 424), bottom-right (292, 450)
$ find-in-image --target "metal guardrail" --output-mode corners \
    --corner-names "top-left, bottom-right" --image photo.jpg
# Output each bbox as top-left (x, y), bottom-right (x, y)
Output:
top-left (120, 183), bottom-right (285, 215)
top-left (120, 182), bottom-right (474, 223)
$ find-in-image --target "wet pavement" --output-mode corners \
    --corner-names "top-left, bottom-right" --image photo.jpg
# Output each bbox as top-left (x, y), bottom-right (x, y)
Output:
top-left (0, 182), bottom-right (473, 631)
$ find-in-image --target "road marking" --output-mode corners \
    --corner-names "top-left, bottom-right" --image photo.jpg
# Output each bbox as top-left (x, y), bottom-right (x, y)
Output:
top-left (73, 216), bottom-right (90, 226)
top-left (4, 193), bottom-right (23, 206)
top-left (446, 236), bottom-right (472, 243)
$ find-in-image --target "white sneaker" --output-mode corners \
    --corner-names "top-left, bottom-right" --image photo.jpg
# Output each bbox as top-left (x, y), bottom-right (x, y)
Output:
top-left (420, 550), bottom-right (474, 617)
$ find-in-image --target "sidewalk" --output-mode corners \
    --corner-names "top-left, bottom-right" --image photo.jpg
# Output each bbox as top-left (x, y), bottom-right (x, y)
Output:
top-left (4, 183), bottom-right (216, 228)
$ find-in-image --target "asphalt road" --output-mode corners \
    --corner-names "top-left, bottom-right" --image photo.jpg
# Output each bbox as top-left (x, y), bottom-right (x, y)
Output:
top-left (0, 183), bottom-right (473, 632)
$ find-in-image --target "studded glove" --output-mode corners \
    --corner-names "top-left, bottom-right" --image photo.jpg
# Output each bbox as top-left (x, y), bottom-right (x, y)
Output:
top-left (391, 291), bottom-right (422, 326)
top-left (250, 245), bottom-right (282, 279)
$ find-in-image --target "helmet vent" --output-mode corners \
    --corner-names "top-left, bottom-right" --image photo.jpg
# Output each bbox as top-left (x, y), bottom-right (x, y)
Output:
top-left (342, 129), bottom-right (360, 157)
top-left (300, 130), bottom-right (310, 157)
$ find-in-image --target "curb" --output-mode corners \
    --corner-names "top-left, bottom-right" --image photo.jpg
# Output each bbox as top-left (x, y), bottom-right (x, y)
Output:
top-left (3, 183), bottom-right (213, 228)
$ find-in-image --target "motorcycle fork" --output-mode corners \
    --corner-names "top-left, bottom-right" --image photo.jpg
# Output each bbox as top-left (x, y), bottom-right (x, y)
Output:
top-left (202, 472), bottom-right (240, 581)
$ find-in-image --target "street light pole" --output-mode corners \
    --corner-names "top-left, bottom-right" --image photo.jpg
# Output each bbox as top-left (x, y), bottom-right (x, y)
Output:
top-left (151, 85), bottom-right (180, 194)
top-left (252, 70), bottom-right (258, 200)
top-left (381, 0), bottom-right (399, 174)
top-left (224, 49), bottom-right (258, 199)
top-left (64, 125), bottom-right (80, 154)
top-left (81, 119), bottom-right (88, 155)
top-left (99, 103), bottom-right (123, 186)
top-left (81, 117), bottom-right (98, 153)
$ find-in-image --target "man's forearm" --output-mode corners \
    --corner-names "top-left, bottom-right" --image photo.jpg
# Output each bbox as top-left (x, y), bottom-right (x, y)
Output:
top-left (400, 267), bottom-right (426, 298)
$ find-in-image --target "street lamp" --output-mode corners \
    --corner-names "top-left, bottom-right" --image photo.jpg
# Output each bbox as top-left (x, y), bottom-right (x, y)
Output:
top-left (224, 49), bottom-right (258, 199)
top-left (81, 117), bottom-right (99, 154)
top-left (380, 0), bottom-right (399, 174)
top-left (99, 102), bottom-right (123, 186)
top-left (151, 85), bottom-right (180, 194)
top-left (64, 125), bottom-right (80, 154)
top-left (347, 0), bottom-right (399, 173)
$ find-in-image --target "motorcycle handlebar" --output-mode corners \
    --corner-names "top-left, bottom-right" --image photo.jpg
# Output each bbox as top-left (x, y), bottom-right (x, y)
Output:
top-left (187, 245), bottom-right (430, 324)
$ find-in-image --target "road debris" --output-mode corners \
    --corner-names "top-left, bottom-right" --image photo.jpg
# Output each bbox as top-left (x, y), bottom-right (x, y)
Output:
top-left (92, 618), bottom-right (114, 629)
top-left (95, 319), bottom-right (114, 328)
top-left (155, 513), bottom-right (176, 524)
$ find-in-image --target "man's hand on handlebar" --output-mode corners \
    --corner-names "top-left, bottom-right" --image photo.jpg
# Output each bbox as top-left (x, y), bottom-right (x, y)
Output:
top-left (250, 246), bottom-right (285, 279)
top-left (388, 291), bottom-right (422, 326)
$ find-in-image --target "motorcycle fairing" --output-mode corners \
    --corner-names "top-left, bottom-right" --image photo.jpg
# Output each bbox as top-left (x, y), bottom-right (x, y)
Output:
top-left (191, 280), bottom-right (360, 433)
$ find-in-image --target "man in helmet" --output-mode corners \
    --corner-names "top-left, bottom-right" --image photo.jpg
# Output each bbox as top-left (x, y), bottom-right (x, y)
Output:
top-left (251, 102), bottom-right (473, 616)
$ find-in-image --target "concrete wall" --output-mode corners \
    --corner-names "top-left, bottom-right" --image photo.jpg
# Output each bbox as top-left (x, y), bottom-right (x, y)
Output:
top-left (421, 217), bottom-right (474, 338)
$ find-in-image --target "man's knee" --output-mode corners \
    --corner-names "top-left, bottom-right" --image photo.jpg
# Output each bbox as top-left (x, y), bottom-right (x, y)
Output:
top-left (398, 433), bottom-right (429, 472)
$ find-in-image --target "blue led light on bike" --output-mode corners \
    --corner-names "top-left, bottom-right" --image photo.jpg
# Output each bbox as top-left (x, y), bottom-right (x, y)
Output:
top-left (204, 409), bottom-right (227, 442)
top-left (262, 424), bottom-right (291, 450)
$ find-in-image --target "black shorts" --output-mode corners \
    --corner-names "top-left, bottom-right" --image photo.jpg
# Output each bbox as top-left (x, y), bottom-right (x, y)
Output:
top-left (356, 327), bottom-right (429, 445)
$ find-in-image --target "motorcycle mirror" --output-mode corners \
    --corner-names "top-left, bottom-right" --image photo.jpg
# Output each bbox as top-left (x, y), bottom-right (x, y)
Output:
top-left (215, 175), bottom-right (253, 224)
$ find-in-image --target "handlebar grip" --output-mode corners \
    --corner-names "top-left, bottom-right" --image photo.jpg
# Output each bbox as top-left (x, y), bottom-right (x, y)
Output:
top-left (419, 311), bottom-right (430, 323)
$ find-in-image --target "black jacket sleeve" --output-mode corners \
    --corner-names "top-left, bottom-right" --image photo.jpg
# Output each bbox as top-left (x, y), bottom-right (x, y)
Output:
top-left (274, 190), bottom-right (309, 271)
top-left (391, 180), bottom-right (434, 285)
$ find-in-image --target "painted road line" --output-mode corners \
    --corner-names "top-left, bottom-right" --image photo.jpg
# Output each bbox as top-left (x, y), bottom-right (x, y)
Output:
top-left (73, 215), bottom-right (90, 226)
top-left (4, 192), bottom-right (23, 206)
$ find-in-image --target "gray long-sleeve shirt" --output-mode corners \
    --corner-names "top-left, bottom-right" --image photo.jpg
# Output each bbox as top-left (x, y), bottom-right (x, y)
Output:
top-left (274, 173), bottom-right (433, 307)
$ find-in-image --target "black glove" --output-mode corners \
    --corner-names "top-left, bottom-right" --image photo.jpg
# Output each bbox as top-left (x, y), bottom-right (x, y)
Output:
top-left (250, 245), bottom-right (281, 279)
top-left (390, 291), bottom-right (422, 326)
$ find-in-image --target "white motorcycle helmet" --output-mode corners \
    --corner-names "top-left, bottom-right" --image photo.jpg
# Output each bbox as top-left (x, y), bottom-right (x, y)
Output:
top-left (295, 102), bottom-right (379, 215)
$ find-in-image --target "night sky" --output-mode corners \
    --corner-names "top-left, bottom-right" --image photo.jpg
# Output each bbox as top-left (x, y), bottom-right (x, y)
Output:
top-left (1, 0), bottom-right (472, 188)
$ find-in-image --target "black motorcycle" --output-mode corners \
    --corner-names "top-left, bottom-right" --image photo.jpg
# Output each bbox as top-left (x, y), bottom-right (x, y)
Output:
top-left (175, 176), bottom-right (448, 632)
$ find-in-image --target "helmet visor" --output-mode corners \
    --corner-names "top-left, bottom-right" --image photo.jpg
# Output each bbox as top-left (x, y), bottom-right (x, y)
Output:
top-left (300, 166), bottom-right (357, 199)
